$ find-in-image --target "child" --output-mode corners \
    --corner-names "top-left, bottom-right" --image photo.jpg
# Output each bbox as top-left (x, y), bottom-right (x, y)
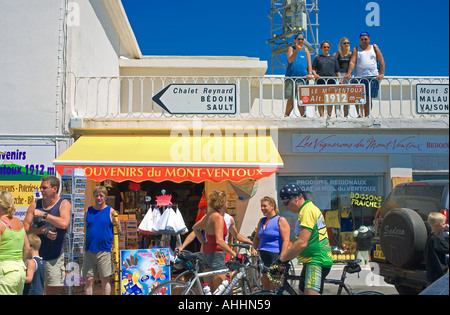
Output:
top-left (23, 234), bottom-right (45, 295)
top-left (424, 212), bottom-right (449, 285)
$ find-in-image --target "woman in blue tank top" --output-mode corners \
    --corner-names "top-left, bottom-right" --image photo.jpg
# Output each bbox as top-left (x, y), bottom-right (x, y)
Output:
top-left (252, 196), bottom-right (290, 290)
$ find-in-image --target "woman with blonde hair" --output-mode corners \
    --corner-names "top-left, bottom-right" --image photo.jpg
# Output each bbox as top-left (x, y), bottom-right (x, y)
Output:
top-left (333, 37), bottom-right (352, 117)
top-left (193, 189), bottom-right (239, 291)
top-left (0, 191), bottom-right (30, 295)
top-left (252, 196), bottom-right (290, 290)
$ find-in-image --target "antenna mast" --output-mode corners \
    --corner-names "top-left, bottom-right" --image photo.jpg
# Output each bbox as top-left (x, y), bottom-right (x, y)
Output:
top-left (267, 0), bottom-right (319, 74)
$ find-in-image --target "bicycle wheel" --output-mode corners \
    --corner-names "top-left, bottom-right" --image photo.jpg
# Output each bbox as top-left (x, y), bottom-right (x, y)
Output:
top-left (246, 264), bottom-right (263, 291)
top-left (149, 280), bottom-right (199, 295)
top-left (356, 290), bottom-right (385, 295)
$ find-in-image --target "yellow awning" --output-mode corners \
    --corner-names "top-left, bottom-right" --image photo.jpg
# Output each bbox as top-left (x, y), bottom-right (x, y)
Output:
top-left (54, 135), bottom-right (283, 183)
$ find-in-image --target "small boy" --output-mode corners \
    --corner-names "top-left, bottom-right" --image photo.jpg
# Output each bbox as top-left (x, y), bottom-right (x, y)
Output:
top-left (424, 212), bottom-right (449, 285)
top-left (23, 234), bottom-right (45, 295)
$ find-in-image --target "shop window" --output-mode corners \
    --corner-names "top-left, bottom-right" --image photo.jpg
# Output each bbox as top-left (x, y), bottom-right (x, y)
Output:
top-left (277, 175), bottom-right (385, 247)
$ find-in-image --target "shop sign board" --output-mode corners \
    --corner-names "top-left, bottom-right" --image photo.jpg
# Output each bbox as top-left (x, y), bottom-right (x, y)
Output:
top-left (121, 248), bottom-right (171, 295)
top-left (298, 84), bottom-right (366, 107)
top-left (0, 143), bottom-right (56, 221)
top-left (416, 84), bottom-right (449, 114)
top-left (61, 165), bottom-right (276, 183)
top-left (292, 134), bottom-right (449, 154)
top-left (152, 84), bottom-right (236, 114)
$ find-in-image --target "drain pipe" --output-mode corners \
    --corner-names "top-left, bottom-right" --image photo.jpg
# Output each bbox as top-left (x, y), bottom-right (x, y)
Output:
top-left (55, 0), bottom-right (70, 159)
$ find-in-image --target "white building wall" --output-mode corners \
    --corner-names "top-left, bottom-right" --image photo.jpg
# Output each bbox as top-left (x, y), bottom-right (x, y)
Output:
top-left (0, 0), bottom-right (62, 136)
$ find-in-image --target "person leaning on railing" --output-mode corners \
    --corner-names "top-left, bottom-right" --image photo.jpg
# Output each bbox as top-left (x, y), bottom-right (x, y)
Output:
top-left (345, 32), bottom-right (385, 118)
top-left (284, 34), bottom-right (313, 117)
top-left (312, 40), bottom-right (341, 117)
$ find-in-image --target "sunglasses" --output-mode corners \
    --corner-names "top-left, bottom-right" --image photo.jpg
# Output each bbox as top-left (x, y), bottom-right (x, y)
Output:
top-left (296, 38), bottom-right (304, 41)
top-left (343, 42), bottom-right (350, 45)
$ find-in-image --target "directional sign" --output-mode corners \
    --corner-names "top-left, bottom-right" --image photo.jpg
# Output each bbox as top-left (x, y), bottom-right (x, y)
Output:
top-left (152, 84), bottom-right (236, 115)
top-left (416, 84), bottom-right (449, 114)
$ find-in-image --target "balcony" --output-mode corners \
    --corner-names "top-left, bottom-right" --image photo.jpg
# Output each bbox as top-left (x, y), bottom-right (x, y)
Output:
top-left (69, 75), bottom-right (449, 131)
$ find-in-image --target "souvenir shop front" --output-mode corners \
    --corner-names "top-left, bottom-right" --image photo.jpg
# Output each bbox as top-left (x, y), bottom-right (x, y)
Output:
top-left (53, 134), bottom-right (283, 294)
top-left (276, 131), bottom-right (449, 263)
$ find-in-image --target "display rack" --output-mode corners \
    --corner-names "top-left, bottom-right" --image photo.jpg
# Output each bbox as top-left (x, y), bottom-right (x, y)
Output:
top-left (60, 169), bottom-right (87, 295)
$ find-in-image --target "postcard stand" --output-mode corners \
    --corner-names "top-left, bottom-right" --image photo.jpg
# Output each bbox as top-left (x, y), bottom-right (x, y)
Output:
top-left (60, 169), bottom-right (87, 295)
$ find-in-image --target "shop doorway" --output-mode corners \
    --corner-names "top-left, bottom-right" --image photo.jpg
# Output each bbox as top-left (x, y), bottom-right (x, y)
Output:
top-left (100, 180), bottom-right (205, 253)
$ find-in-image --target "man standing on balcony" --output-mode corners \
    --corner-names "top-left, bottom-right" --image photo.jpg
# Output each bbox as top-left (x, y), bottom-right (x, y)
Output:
top-left (284, 34), bottom-right (313, 117)
top-left (345, 32), bottom-right (385, 117)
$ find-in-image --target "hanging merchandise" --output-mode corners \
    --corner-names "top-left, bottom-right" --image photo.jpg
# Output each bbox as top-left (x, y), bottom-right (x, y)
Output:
top-left (154, 205), bottom-right (188, 235)
top-left (138, 205), bottom-right (156, 235)
top-left (340, 206), bottom-right (354, 234)
top-left (227, 179), bottom-right (258, 200)
top-left (154, 206), bottom-right (172, 234)
top-left (152, 206), bottom-right (161, 233)
top-left (173, 207), bottom-right (188, 234)
top-left (195, 192), bottom-right (207, 223)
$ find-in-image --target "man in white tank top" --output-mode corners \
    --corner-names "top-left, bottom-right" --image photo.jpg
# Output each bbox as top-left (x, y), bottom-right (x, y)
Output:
top-left (345, 32), bottom-right (385, 117)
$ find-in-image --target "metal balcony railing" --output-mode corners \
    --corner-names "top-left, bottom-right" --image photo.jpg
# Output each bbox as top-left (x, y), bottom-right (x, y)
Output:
top-left (70, 75), bottom-right (449, 121)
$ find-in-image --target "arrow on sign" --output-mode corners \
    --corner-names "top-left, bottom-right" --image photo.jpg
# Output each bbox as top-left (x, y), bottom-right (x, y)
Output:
top-left (152, 84), bottom-right (237, 115)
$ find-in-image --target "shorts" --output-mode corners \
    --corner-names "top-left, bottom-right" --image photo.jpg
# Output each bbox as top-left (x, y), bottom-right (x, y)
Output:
top-left (259, 250), bottom-right (280, 271)
top-left (299, 264), bottom-right (331, 294)
top-left (82, 251), bottom-right (114, 278)
top-left (44, 254), bottom-right (65, 287)
top-left (0, 260), bottom-right (26, 295)
top-left (202, 252), bottom-right (226, 271)
top-left (285, 77), bottom-right (308, 99)
top-left (351, 77), bottom-right (379, 98)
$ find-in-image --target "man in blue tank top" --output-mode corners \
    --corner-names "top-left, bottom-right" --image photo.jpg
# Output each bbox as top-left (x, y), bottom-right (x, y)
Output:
top-left (82, 185), bottom-right (117, 295)
top-left (285, 34), bottom-right (313, 117)
top-left (24, 176), bottom-right (72, 295)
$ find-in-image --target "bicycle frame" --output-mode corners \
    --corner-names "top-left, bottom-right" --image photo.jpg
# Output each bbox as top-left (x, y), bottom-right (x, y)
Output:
top-left (271, 260), bottom-right (361, 295)
top-left (169, 244), bottom-right (263, 295)
top-left (182, 267), bottom-right (229, 295)
top-left (273, 273), bottom-right (301, 295)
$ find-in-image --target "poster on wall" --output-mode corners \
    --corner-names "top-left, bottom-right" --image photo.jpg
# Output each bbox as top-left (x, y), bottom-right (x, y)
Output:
top-left (0, 143), bottom-right (56, 221)
top-left (120, 248), bottom-right (171, 295)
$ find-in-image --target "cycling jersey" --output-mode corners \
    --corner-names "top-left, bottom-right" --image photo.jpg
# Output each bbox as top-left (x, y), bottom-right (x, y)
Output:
top-left (296, 201), bottom-right (333, 267)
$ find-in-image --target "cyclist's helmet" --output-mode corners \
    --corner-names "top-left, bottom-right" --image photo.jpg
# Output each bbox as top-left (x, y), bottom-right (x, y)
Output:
top-left (279, 184), bottom-right (306, 200)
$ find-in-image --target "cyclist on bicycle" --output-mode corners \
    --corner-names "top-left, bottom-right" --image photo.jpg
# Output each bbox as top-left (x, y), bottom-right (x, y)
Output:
top-left (278, 184), bottom-right (333, 295)
top-left (192, 190), bottom-right (242, 291)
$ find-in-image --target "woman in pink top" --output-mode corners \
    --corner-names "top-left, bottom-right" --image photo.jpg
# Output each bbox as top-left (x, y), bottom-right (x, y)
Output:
top-left (193, 190), bottom-right (237, 291)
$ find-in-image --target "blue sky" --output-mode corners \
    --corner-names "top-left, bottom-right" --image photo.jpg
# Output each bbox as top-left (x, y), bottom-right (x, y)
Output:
top-left (122, 0), bottom-right (449, 76)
